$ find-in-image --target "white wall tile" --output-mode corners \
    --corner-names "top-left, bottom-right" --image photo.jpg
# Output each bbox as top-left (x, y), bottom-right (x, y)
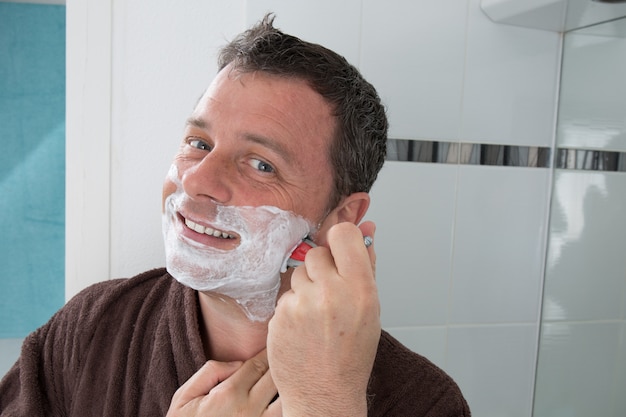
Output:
top-left (543, 171), bottom-right (626, 322)
top-left (360, 0), bottom-right (468, 140)
top-left (447, 324), bottom-right (537, 417)
top-left (368, 162), bottom-right (457, 327)
top-left (534, 321), bottom-right (623, 416)
top-left (450, 166), bottom-right (549, 324)
top-left (460, 0), bottom-right (560, 146)
top-left (385, 326), bottom-right (448, 370)
top-left (246, 0), bottom-right (362, 65)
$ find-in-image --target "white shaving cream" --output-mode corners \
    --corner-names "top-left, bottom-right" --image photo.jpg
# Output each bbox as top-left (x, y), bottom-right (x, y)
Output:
top-left (162, 165), bottom-right (313, 321)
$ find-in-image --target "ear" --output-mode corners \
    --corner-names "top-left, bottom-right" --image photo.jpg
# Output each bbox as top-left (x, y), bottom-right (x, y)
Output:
top-left (323, 192), bottom-right (370, 227)
top-left (313, 193), bottom-right (370, 246)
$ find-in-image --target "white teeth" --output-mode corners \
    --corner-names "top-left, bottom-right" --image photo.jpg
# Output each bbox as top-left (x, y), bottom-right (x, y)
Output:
top-left (184, 218), bottom-right (234, 239)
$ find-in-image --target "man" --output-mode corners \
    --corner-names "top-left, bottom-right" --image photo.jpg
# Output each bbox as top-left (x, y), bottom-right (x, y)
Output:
top-left (0, 15), bottom-right (470, 416)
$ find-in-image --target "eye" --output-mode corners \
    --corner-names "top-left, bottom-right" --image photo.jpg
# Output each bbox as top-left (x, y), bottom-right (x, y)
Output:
top-left (188, 138), bottom-right (211, 151)
top-left (248, 158), bottom-right (275, 174)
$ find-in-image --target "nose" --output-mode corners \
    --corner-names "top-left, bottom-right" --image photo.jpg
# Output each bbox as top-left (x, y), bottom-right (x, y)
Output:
top-left (180, 152), bottom-right (233, 204)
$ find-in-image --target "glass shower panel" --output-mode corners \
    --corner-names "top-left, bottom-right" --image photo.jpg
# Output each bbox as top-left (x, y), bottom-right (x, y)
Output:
top-left (533, 16), bottom-right (626, 417)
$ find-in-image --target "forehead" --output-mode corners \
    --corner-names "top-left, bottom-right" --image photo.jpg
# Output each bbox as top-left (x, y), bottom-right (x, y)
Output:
top-left (195, 69), bottom-right (335, 139)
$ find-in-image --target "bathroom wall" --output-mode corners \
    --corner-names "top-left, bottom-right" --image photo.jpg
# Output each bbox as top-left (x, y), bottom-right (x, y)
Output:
top-left (0, 2), bottom-right (65, 376)
top-left (358, 2), bottom-right (557, 416)
top-left (533, 18), bottom-right (626, 417)
top-left (66, 0), bottom-right (561, 415)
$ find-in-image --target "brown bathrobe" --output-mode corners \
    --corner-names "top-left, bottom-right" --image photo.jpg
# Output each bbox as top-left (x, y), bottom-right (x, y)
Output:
top-left (0, 268), bottom-right (470, 416)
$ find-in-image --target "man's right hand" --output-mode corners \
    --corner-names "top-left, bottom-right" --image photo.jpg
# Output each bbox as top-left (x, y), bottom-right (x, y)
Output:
top-left (166, 349), bottom-right (282, 416)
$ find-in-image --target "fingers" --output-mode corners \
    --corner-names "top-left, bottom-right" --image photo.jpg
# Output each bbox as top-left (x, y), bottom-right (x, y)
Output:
top-left (225, 349), bottom-right (278, 405)
top-left (226, 349), bottom-right (269, 388)
top-left (289, 221), bottom-right (377, 295)
top-left (171, 359), bottom-right (242, 403)
top-left (168, 350), bottom-right (278, 416)
top-left (309, 222), bottom-right (376, 283)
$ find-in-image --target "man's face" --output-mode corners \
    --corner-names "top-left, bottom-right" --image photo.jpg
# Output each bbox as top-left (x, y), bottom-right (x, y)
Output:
top-left (162, 67), bottom-right (336, 263)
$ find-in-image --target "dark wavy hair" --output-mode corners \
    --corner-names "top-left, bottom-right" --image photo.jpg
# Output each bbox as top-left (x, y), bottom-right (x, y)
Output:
top-left (218, 14), bottom-right (388, 212)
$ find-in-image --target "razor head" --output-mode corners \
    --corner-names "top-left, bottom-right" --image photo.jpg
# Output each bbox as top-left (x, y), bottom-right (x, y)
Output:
top-left (285, 238), bottom-right (316, 268)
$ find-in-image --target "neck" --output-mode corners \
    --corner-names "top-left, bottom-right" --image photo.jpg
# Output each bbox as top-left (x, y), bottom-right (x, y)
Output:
top-left (197, 291), bottom-right (270, 362)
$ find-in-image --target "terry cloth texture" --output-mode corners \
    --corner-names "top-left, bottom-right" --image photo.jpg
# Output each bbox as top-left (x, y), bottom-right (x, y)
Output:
top-left (0, 268), bottom-right (470, 416)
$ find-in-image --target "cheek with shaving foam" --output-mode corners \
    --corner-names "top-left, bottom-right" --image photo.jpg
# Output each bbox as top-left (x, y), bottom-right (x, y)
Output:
top-left (161, 164), bottom-right (314, 321)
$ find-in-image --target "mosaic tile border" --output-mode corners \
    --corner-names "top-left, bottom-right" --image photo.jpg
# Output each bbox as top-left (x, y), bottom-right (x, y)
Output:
top-left (387, 139), bottom-right (551, 167)
top-left (555, 148), bottom-right (626, 172)
top-left (387, 139), bottom-right (626, 172)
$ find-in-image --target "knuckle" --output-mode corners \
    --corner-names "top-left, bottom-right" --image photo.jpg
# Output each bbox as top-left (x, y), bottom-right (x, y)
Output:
top-left (203, 381), bottom-right (234, 402)
top-left (248, 357), bottom-right (269, 377)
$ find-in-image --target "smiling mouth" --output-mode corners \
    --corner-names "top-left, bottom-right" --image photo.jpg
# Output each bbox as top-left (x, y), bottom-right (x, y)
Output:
top-left (183, 217), bottom-right (237, 240)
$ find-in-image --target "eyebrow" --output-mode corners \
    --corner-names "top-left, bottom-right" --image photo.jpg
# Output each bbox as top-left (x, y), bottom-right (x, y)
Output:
top-left (185, 116), bottom-right (293, 164)
top-left (242, 133), bottom-right (293, 164)
top-left (186, 116), bottom-right (208, 129)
